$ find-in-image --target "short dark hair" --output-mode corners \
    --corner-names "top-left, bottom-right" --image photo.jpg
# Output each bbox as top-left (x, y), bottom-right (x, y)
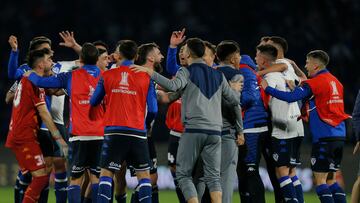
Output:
top-left (116, 40), bottom-right (138, 60)
top-left (256, 44), bottom-right (278, 61)
top-left (307, 50), bottom-right (330, 66)
top-left (204, 41), bottom-right (216, 55)
top-left (80, 43), bottom-right (99, 65)
top-left (260, 36), bottom-right (271, 43)
top-left (269, 36), bottom-right (288, 53)
top-left (136, 43), bottom-right (159, 65)
top-left (186, 38), bottom-right (205, 58)
top-left (93, 40), bottom-right (109, 52)
top-left (27, 48), bottom-right (51, 69)
top-left (216, 40), bottom-right (240, 62)
top-left (29, 36), bottom-right (52, 51)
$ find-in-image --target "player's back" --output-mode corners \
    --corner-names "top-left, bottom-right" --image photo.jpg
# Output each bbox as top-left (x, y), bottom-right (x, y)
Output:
top-left (6, 77), bottom-right (45, 147)
top-left (102, 65), bottom-right (151, 130)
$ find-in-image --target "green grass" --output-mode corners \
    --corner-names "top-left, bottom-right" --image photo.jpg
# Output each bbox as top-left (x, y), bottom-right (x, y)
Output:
top-left (0, 186), bottom-right (351, 202)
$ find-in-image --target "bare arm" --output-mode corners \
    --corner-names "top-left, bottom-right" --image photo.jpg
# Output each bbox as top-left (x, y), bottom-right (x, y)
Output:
top-left (286, 59), bottom-right (307, 81)
top-left (37, 104), bottom-right (68, 157)
top-left (157, 90), bottom-right (182, 104)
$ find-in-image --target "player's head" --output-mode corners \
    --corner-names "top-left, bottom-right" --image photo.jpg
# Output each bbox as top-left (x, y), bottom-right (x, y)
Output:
top-left (27, 48), bottom-right (53, 73)
top-left (255, 44), bottom-right (278, 70)
top-left (96, 47), bottom-right (109, 71)
top-left (115, 40), bottom-right (138, 61)
top-left (136, 43), bottom-right (164, 72)
top-left (305, 50), bottom-right (329, 77)
top-left (267, 36), bottom-right (288, 55)
top-left (80, 43), bottom-right (99, 65)
top-left (203, 41), bottom-right (216, 67)
top-left (216, 40), bottom-right (241, 68)
top-left (183, 38), bottom-right (205, 63)
top-left (258, 36), bottom-right (271, 46)
top-left (93, 40), bottom-right (109, 52)
top-left (29, 36), bottom-right (52, 52)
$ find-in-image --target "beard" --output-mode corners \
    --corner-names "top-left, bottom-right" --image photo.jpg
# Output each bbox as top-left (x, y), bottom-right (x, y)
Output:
top-left (154, 62), bottom-right (163, 73)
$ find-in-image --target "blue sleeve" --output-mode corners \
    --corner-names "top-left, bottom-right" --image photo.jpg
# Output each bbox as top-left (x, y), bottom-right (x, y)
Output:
top-left (28, 72), bottom-right (70, 89)
top-left (145, 81), bottom-right (158, 128)
top-left (8, 50), bottom-right (20, 79)
top-left (353, 90), bottom-right (360, 141)
top-left (240, 69), bottom-right (260, 108)
top-left (90, 77), bottom-right (106, 106)
top-left (265, 83), bottom-right (312, 103)
top-left (166, 47), bottom-right (181, 76)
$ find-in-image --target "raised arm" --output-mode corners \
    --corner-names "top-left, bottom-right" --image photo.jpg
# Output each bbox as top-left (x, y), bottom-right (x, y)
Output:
top-left (166, 47), bottom-right (181, 76)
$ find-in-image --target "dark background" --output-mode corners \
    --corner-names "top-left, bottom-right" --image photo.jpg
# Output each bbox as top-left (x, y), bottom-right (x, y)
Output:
top-left (0, 0), bottom-right (359, 143)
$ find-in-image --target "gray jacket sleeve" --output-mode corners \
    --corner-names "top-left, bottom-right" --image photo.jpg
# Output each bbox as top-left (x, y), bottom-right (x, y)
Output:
top-left (151, 68), bottom-right (188, 92)
top-left (221, 74), bottom-right (241, 105)
top-left (353, 90), bottom-right (360, 141)
top-left (223, 93), bottom-right (243, 134)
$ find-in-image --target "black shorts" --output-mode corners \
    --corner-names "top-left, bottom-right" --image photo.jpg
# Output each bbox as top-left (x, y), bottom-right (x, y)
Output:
top-left (38, 129), bottom-right (54, 157)
top-left (70, 140), bottom-right (103, 178)
top-left (271, 137), bottom-right (296, 167)
top-left (311, 140), bottom-right (344, 172)
top-left (168, 134), bottom-right (180, 166)
top-left (129, 136), bottom-right (157, 176)
top-left (100, 135), bottom-right (151, 173)
top-left (291, 137), bottom-right (303, 167)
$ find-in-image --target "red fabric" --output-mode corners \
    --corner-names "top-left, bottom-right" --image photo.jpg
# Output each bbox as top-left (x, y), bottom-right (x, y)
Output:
top-left (304, 72), bottom-right (350, 126)
top-left (102, 66), bottom-right (150, 130)
top-left (10, 141), bottom-right (45, 173)
top-left (6, 77), bottom-right (45, 147)
top-left (70, 68), bottom-right (104, 136)
top-left (23, 175), bottom-right (49, 203)
top-left (165, 99), bottom-right (184, 133)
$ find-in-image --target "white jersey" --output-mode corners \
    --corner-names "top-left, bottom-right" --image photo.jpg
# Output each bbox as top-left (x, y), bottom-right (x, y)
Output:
top-left (50, 61), bottom-right (77, 125)
top-left (264, 60), bottom-right (304, 139)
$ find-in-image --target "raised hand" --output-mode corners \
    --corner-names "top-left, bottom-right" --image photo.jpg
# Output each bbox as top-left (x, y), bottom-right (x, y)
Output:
top-left (59, 31), bottom-right (82, 53)
top-left (170, 28), bottom-right (186, 48)
top-left (8, 35), bottom-right (18, 51)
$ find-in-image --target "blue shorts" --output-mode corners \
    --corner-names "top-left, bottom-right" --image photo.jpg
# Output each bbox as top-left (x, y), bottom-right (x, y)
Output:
top-left (311, 140), bottom-right (344, 172)
top-left (271, 137), bottom-right (301, 167)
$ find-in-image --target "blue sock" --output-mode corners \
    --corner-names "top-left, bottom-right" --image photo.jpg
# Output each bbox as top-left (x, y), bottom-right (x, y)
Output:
top-left (97, 176), bottom-right (113, 203)
top-left (278, 176), bottom-right (298, 202)
top-left (329, 183), bottom-right (346, 203)
top-left (91, 183), bottom-right (99, 202)
top-left (54, 172), bottom-right (68, 203)
top-left (38, 182), bottom-right (50, 203)
top-left (152, 185), bottom-right (159, 203)
top-left (131, 185), bottom-right (139, 203)
top-left (67, 185), bottom-right (81, 203)
top-left (291, 176), bottom-right (304, 203)
top-left (83, 197), bottom-right (92, 203)
top-left (16, 171), bottom-right (32, 203)
top-left (115, 193), bottom-right (127, 203)
top-left (138, 178), bottom-right (152, 203)
top-left (316, 184), bottom-right (334, 203)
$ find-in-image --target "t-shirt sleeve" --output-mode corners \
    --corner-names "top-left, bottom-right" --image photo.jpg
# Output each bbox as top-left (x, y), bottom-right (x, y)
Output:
top-left (32, 86), bottom-right (46, 107)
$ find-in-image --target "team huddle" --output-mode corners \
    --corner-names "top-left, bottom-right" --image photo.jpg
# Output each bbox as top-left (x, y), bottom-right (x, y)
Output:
top-left (4, 29), bottom-right (350, 203)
